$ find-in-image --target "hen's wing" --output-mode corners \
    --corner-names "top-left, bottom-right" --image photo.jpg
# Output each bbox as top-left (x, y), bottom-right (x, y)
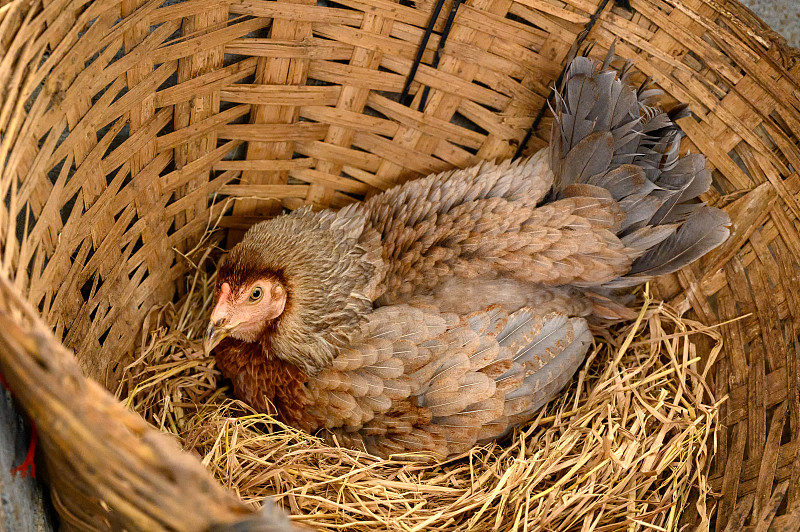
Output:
top-left (303, 304), bottom-right (591, 458)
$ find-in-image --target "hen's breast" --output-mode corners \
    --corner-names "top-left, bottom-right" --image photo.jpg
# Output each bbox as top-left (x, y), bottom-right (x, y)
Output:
top-left (214, 338), bottom-right (316, 430)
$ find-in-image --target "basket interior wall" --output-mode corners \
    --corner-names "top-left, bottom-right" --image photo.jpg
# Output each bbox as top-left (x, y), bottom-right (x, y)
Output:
top-left (2, 0), bottom-right (800, 528)
top-left (1, 0), bottom-right (585, 385)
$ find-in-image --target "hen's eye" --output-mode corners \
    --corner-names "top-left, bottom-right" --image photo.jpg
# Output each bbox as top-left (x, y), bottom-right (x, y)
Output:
top-left (249, 287), bottom-right (263, 302)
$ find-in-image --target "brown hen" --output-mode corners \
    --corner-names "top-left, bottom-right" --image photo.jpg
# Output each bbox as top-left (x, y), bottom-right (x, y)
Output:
top-left (204, 52), bottom-right (729, 458)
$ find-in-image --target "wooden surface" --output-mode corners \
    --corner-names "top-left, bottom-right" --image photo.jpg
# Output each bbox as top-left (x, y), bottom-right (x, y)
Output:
top-left (739, 0), bottom-right (800, 48)
top-left (0, 391), bottom-right (54, 532)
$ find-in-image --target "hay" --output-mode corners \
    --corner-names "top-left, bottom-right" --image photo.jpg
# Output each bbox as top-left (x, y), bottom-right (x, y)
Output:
top-left (117, 244), bottom-right (724, 531)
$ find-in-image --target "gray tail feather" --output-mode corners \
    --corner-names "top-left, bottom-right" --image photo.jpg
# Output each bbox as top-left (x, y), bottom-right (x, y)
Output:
top-left (550, 45), bottom-right (730, 290)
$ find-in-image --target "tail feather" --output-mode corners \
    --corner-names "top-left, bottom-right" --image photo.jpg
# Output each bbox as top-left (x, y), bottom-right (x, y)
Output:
top-left (560, 131), bottom-right (614, 186)
top-left (586, 164), bottom-right (649, 200)
top-left (609, 207), bottom-right (730, 288)
top-left (551, 48), bottom-right (729, 289)
top-left (620, 225), bottom-right (677, 259)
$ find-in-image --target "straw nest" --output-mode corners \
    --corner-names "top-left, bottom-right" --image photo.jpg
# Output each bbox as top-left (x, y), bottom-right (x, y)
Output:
top-left (116, 229), bottom-right (724, 531)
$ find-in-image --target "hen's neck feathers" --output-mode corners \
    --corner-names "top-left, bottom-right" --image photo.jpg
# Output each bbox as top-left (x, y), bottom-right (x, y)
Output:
top-left (220, 206), bottom-right (379, 376)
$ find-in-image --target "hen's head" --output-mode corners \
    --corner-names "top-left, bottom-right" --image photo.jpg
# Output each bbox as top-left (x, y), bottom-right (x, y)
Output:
top-left (203, 206), bottom-right (381, 376)
top-left (205, 265), bottom-right (287, 347)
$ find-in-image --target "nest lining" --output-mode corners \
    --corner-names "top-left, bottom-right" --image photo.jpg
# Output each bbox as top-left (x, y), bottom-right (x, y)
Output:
top-left (117, 236), bottom-right (722, 531)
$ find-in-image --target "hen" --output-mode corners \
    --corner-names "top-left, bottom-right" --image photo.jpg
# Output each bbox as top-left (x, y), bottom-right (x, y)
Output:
top-left (204, 52), bottom-right (729, 458)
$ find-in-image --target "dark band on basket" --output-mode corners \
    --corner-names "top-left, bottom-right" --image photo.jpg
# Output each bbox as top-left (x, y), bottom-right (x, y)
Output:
top-left (416, 0), bottom-right (465, 111)
top-left (398, 0), bottom-right (450, 107)
top-left (399, 0), bottom-right (631, 141)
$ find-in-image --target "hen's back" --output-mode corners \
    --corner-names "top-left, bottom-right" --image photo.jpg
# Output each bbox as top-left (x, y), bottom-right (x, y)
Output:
top-left (360, 49), bottom-right (728, 320)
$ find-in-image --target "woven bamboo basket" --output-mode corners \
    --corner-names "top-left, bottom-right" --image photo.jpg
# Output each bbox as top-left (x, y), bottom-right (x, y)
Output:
top-left (1, 0), bottom-right (799, 529)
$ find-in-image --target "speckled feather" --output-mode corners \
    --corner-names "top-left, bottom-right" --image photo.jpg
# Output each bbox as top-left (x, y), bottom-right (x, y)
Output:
top-left (212, 51), bottom-right (729, 458)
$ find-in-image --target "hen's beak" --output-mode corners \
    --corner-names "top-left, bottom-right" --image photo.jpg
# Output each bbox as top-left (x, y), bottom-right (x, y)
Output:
top-left (204, 321), bottom-right (229, 356)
